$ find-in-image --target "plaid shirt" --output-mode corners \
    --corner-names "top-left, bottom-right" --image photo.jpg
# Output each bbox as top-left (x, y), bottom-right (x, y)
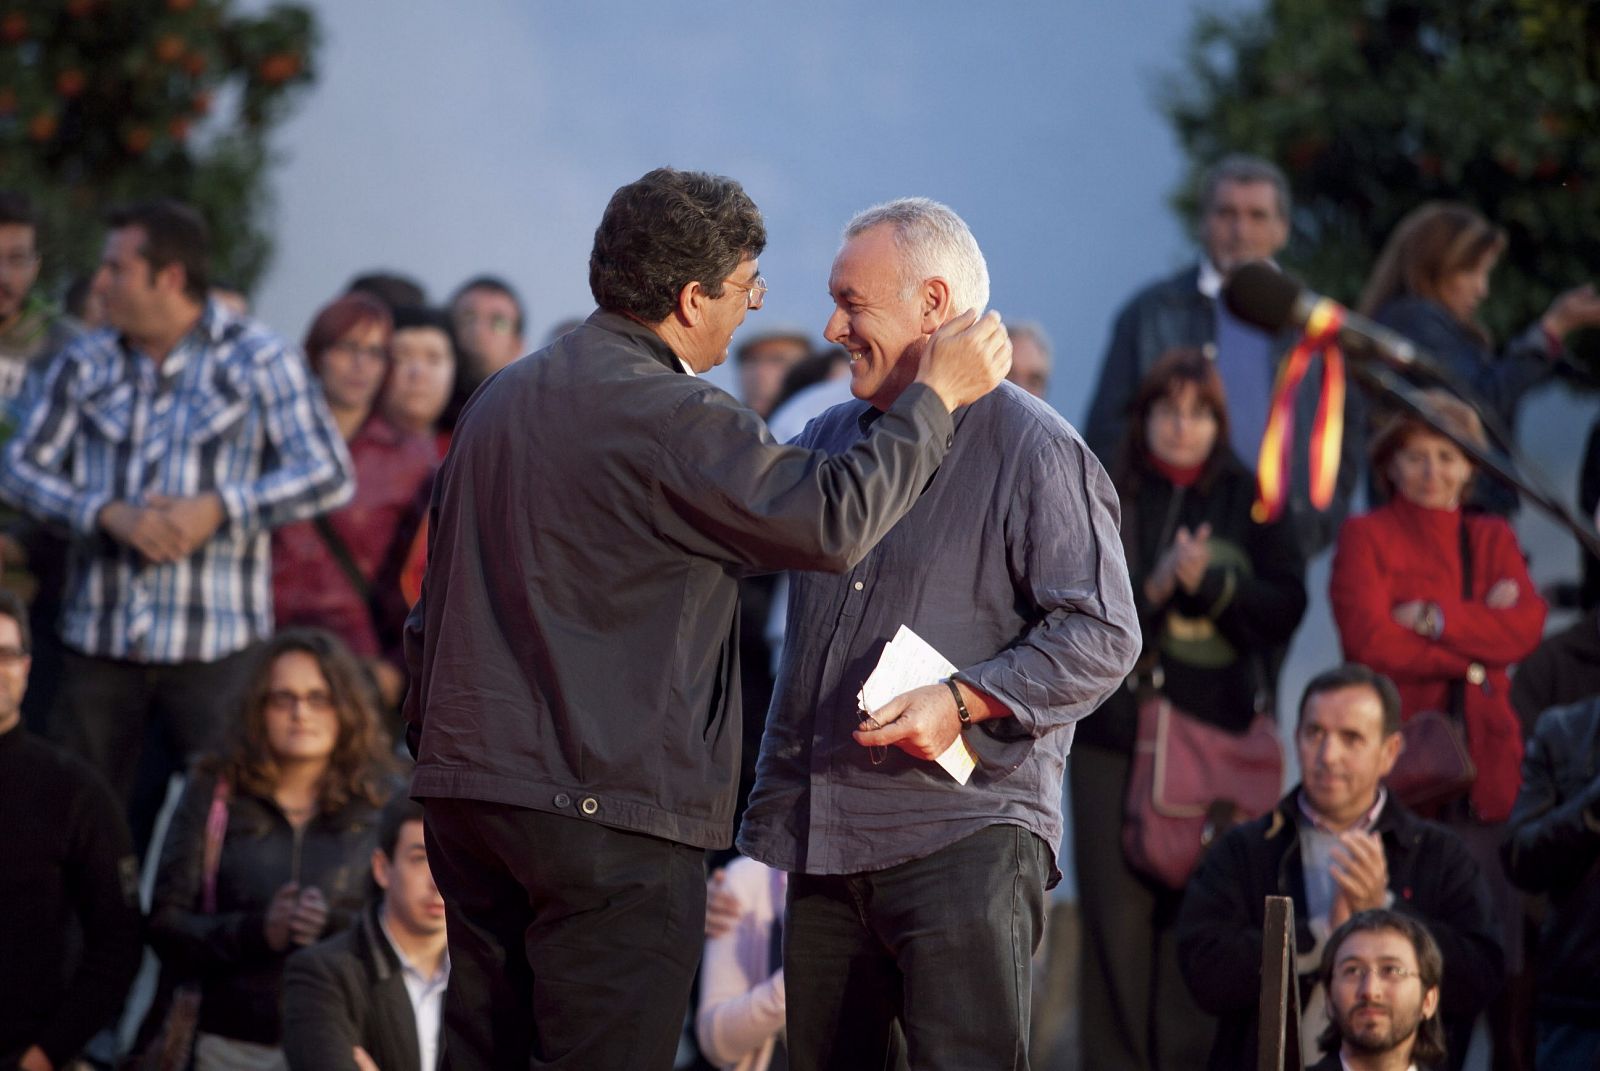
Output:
top-left (0, 301), bottom-right (354, 663)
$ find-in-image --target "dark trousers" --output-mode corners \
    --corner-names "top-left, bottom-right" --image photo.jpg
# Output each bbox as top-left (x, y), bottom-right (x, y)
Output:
top-left (47, 645), bottom-right (255, 855)
top-left (785, 823), bottom-right (1051, 1071)
top-left (422, 798), bottom-right (707, 1071)
top-left (1070, 743), bottom-right (1216, 1071)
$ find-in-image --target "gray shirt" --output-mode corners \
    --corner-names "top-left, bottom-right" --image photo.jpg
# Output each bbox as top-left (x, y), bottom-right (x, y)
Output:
top-left (738, 382), bottom-right (1140, 876)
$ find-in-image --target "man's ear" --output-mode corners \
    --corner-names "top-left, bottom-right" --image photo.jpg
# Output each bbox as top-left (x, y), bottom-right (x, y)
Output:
top-left (674, 279), bottom-right (707, 327)
top-left (155, 261), bottom-right (188, 300)
top-left (1377, 730), bottom-right (1404, 779)
top-left (371, 847), bottom-right (391, 892)
top-left (919, 276), bottom-right (953, 333)
top-left (1421, 984), bottom-right (1440, 1020)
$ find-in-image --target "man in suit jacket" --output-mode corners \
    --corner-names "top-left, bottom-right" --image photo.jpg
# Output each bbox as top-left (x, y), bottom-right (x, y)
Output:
top-left (283, 797), bottom-right (447, 1071)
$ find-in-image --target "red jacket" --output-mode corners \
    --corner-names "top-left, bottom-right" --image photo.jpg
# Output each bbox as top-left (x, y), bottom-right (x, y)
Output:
top-left (272, 415), bottom-right (435, 660)
top-left (1330, 496), bottom-right (1546, 821)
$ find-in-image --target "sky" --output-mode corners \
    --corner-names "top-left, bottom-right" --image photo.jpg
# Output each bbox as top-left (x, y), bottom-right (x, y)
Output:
top-left (251, 0), bottom-right (1227, 424)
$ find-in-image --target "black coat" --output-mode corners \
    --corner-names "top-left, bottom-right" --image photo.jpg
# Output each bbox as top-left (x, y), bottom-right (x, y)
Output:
top-left (282, 903), bottom-right (427, 1071)
top-left (147, 770), bottom-right (379, 1045)
top-left (1175, 789), bottom-right (1503, 1071)
top-left (1503, 696), bottom-right (1600, 1022)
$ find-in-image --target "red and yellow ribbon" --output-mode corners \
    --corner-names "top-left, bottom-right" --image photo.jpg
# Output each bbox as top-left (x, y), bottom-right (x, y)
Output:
top-left (1252, 298), bottom-right (1347, 524)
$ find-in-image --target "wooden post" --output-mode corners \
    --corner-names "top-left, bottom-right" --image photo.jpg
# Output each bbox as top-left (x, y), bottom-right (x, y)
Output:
top-left (1258, 895), bottom-right (1304, 1071)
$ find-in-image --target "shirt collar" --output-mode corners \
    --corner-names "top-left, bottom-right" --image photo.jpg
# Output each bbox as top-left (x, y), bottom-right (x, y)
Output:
top-left (1197, 257), bottom-right (1225, 300)
top-left (1298, 786), bottom-right (1387, 835)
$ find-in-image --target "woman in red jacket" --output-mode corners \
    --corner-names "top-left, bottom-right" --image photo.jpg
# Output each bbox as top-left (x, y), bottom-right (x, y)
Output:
top-left (1330, 391), bottom-right (1545, 823)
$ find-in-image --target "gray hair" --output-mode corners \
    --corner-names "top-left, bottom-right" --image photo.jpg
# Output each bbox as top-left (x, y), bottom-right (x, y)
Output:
top-left (1199, 154), bottom-right (1291, 221)
top-left (843, 197), bottom-right (990, 314)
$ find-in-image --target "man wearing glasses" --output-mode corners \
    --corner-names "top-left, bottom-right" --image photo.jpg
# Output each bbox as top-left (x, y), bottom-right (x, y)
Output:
top-left (448, 274), bottom-right (526, 392)
top-left (736, 197), bottom-right (1141, 1070)
top-left (1177, 664), bottom-right (1501, 1071)
top-left (1311, 910), bottom-right (1449, 1071)
top-left (404, 168), bottom-right (1013, 1071)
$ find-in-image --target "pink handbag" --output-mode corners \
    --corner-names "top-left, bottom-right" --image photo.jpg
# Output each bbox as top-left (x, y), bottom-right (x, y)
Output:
top-left (1122, 696), bottom-right (1284, 889)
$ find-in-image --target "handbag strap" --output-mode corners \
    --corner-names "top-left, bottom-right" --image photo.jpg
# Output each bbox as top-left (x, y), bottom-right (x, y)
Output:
top-left (314, 514), bottom-right (374, 603)
top-left (200, 777), bottom-right (232, 915)
top-left (1448, 515), bottom-right (1474, 719)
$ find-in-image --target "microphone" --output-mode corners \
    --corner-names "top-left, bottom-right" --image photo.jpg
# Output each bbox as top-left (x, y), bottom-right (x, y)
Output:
top-left (1222, 261), bottom-right (1448, 383)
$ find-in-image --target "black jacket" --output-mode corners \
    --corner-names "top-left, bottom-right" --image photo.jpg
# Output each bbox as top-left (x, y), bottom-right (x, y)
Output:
top-left (1503, 696), bottom-right (1600, 1022)
top-left (147, 770), bottom-right (379, 1045)
top-left (282, 903), bottom-right (427, 1071)
top-left (1077, 452), bottom-right (1306, 752)
top-left (0, 727), bottom-right (141, 1069)
top-left (403, 311), bottom-right (954, 850)
top-left (1176, 788), bottom-right (1502, 1071)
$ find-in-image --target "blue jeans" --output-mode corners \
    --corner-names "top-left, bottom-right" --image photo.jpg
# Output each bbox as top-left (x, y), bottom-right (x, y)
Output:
top-left (785, 823), bottom-right (1052, 1071)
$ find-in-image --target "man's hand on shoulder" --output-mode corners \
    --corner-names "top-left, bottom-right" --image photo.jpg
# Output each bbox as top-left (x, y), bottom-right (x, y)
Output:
top-left (914, 309), bottom-right (1012, 412)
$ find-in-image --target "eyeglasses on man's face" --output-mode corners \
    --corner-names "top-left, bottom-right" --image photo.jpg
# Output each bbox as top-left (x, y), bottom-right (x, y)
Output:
top-left (1334, 962), bottom-right (1421, 986)
top-left (724, 275), bottom-right (767, 310)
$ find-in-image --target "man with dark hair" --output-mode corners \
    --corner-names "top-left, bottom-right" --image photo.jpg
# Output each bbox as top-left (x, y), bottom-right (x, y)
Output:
top-left (405, 166), bottom-right (1011, 1070)
top-left (0, 197), bottom-right (354, 852)
top-left (0, 190), bottom-right (77, 408)
top-left (737, 196), bottom-right (1139, 1069)
top-left (1312, 909), bottom-right (1449, 1071)
top-left (0, 590), bottom-right (142, 1071)
top-left (449, 275), bottom-right (526, 384)
top-left (1503, 694), bottom-right (1600, 1069)
top-left (1176, 663), bottom-right (1502, 1071)
top-left (283, 795), bottom-right (449, 1071)
top-left (1083, 153), bottom-right (1361, 556)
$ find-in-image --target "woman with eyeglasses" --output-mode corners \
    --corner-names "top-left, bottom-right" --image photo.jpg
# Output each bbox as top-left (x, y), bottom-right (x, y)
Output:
top-left (143, 629), bottom-right (398, 1071)
top-left (272, 294), bottom-right (437, 712)
top-left (1072, 347), bottom-right (1307, 1070)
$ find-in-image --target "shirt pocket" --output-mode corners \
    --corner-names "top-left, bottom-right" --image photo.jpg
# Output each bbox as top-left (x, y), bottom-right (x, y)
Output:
top-left (79, 380), bottom-right (137, 443)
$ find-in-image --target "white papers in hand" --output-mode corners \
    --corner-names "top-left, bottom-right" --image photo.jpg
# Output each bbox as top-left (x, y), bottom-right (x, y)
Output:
top-left (857, 624), bottom-right (977, 784)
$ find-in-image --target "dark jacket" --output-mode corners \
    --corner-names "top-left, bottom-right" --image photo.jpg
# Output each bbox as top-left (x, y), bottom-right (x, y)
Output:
top-left (403, 311), bottom-right (954, 850)
top-left (1176, 788), bottom-right (1503, 1071)
top-left (1503, 696), bottom-right (1600, 1022)
top-left (147, 770), bottom-right (380, 1045)
top-left (0, 727), bottom-right (141, 1069)
top-left (1083, 264), bottom-right (1362, 557)
top-left (1509, 610), bottom-right (1600, 738)
top-left (282, 902), bottom-right (425, 1071)
top-left (1077, 451), bottom-right (1306, 753)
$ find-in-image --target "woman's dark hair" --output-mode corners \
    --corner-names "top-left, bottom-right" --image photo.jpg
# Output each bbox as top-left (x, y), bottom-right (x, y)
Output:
top-left (588, 167), bottom-right (766, 324)
top-left (1113, 346), bottom-right (1233, 496)
top-left (1317, 909), bottom-right (1448, 1067)
top-left (206, 629), bottom-right (396, 813)
top-left (302, 292), bottom-right (393, 376)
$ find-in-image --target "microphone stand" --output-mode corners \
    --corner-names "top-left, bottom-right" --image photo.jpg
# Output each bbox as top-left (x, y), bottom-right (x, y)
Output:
top-left (1350, 360), bottom-right (1600, 559)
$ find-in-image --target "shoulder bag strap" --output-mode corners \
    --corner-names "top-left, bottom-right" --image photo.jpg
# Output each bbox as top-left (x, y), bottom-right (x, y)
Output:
top-left (200, 777), bottom-right (232, 915)
top-left (1447, 515), bottom-right (1474, 719)
top-left (313, 514), bottom-right (373, 603)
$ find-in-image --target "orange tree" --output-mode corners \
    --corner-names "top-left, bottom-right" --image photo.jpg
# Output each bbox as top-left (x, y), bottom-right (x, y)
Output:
top-left (1163, 0), bottom-right (1600, 375)
top-left (0, 0), bottom-right (318, 295)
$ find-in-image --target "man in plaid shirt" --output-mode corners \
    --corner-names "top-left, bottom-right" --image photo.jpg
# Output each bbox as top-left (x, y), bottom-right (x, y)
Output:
top-left (0, 199), bottom-right (353, 851)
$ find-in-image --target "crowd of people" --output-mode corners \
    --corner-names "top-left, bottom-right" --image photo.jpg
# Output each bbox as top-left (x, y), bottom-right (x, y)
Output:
top-left (0, 149), bottom-right (1598, 1071)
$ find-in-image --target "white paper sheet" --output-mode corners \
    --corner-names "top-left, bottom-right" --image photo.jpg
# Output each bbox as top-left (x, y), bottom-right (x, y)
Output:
top-left (856, 624), bottom-right (977, 784)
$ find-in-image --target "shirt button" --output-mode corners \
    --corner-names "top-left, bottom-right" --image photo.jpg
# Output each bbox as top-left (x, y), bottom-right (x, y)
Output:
top-left (579, 797), bottom-right (599, 816)
top-left (1466, 663), bottom-right (1486, 686)
top-left (553, 793), bottom-right (571, 808)
top-left (945, 434), bottom-right (954, 448)
top-left (853, 581), bottom-right (864, 591)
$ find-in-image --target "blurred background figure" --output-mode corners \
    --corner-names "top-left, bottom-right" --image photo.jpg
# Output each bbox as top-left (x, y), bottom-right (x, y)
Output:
top-left (733, 326), bottom-right (811, 420)
top-left (449, 275), bottom-right (527, 389)
top-left (273, 293), bottom-right (436, 715)
top-left (346, 271), bottom-right (427, 313)
top-left (1357, 201), bottom-right (1600, 515)
top-left (283, 795), bottom-right (449, 1071)
top-left (1072, 348), bottom-right (1306, 1071)
top-left (380, 306), bottom-right (459, 459)
top-left (1005, 320), bottom-right (1053, 400)
top-left (143, 629), bottom-right (397, 1071)
top-left (695, 856), bottom-right (788, 1071)
top-left (1330, 392), bottom-right (1546, 1068)
top-left (0, 589), bottom-right (141, 1071)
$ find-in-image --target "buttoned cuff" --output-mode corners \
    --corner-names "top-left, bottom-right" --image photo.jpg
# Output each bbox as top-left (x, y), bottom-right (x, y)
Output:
top-left (73, 490), bottom-right (114, 538)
